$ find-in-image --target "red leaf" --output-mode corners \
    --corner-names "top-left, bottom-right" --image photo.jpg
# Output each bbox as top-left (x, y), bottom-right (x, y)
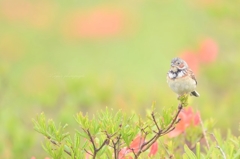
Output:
top-left (148, 141), bottom-right (158, 157)
top-left (168, 107), bottom-right (200, 138)
top-left (129, 135), bottom-right (145, 153)
top-left (118, 135), bottom-right (145, 158)
top-left (118, 148), bottom-right (131, 159)
top-left (193, 111), bottom-right (201, 126)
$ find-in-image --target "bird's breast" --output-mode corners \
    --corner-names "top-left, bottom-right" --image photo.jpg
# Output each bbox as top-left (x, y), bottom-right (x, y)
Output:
top-left (167, 75), bottom-right (196, 95)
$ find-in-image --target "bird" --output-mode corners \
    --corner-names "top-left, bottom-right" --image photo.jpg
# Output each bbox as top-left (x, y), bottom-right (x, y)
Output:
top-left (167, 57), bottom-right (200, 98)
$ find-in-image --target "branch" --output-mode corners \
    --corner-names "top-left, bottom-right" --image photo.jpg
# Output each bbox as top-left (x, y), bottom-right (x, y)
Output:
top-left (48, 138), bottom-right (72, 156)
top-left (133, 103), bottom-right (183, 158)
top-left (86, 129), bottom-right (97, 151)
top-left (162, 104), bottom-right (183, 134)
top-left (112, 135), bottom-right (122, 159)
top-left (84, 149), bottom-right (93, 156)
top-left (85, 129), bottom-right (113, 158)
top-left (151, 112), bottom-right (160, 131)
top-left (130, 148), bottom-right (138, 158)
top-left (97, 139), bottom-right (109, 151)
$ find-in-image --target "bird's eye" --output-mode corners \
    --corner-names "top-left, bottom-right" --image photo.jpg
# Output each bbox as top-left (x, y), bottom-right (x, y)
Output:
top-left (177, 62), bottom-right (180, 65)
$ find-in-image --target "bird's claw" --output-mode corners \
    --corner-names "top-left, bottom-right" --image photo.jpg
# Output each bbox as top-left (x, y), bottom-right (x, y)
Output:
top-left (177, 94), bottom-right (189, 107)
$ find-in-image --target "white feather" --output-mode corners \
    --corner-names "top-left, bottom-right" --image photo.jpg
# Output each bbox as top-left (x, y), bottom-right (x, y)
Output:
top-left (168, 72), bottom-right (176, 79)
top-left (177, 71), bottom-right (184, 78)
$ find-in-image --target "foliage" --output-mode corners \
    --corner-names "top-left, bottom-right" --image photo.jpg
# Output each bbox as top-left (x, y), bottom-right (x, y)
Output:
top-left (183, 130), bottom-right (240, 159)
top-left (33, 102), bottom-right (183, 159)
top-left (33, 98), bottom-right (240, 159)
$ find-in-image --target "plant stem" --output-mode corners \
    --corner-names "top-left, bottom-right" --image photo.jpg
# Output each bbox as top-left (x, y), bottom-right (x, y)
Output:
top-left (49, 139), bottom-right (72, 157)
top-left (210, 133), bottom-right (226, 159)
top-left (199, 113), bottom-right (210, 149)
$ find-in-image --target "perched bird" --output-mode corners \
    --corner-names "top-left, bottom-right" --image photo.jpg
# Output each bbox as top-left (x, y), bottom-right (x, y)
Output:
top-left (167, 57), bottom-right (200, 97)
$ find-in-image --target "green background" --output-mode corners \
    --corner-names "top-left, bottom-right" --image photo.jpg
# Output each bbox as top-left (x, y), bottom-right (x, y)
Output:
top-left (0, 0), bottom-right (240, 158)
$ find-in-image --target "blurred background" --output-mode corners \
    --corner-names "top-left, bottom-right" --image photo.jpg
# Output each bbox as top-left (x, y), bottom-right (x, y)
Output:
top-left (0, 0), bottom-right (240, 158)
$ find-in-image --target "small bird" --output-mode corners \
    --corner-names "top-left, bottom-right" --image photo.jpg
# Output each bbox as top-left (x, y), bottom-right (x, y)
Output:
top-left (167, 57), bottom-right (200, 97)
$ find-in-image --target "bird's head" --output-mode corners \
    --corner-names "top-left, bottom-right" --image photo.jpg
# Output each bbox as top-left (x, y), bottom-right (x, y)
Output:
top-left (170, 57), bottom-right (188, 72)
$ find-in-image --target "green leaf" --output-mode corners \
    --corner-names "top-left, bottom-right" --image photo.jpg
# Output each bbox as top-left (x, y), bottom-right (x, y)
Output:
top-left (183, 154), bottom-right (189, 159)
top-left (233, 149), bottom-right (240, 159)
top-left (196, 142), bottom-right (200, 159)
top-left (178, 94), bottom-right (189, 107)
top-left (205, 145), bottom-right (215, 159)
top-left (184, 144), bottom-right (197, 159)
top-left (213, 129), bottom-right (223, 145)
top-left (98, 144), bottom-right (107, 156)
top-left (76, 130), bottom-right (89, 139)
top-left (32, 113), bottom-right (48, 136)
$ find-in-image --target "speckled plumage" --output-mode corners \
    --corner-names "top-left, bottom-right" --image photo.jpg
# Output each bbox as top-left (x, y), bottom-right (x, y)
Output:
top-left (167, 57), bottom-right (200, 97)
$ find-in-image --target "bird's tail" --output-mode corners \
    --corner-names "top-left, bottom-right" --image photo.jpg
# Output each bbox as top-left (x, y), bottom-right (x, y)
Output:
top-left (190, 91), bottom-right (200, 97)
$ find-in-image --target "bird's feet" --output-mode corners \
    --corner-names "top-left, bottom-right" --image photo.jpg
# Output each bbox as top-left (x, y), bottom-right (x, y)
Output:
top-left (177, 94), bottom-right (189, 107)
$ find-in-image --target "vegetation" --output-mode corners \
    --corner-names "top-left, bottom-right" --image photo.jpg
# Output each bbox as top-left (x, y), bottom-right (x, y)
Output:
top-left (1, 0), bottom-right (240, 158)
top-left (33, 97), bottom-right (240, 158)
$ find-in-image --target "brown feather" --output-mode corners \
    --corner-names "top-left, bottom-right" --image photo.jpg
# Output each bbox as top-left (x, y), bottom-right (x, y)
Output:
top-left (188, 69), bottom-right (197, 85)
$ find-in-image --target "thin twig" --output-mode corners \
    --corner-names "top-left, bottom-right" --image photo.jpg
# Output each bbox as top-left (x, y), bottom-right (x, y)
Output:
top-left (83, 129), bottom-right (98, 158)
top-left (216, 146), bottom-right (226, 159)
top-left (97, 139), bottom-right (109, 151)
top-left (103, 130), bottom-right (118, 138)
top-left (159, 140), bottom-right (171, 157)
top-left (49, 139), bottom-right (72, 156)
top-left (151, 112), bottom-right (160, 131)
top-left (141, 135), bottom-right (156, 148)
top-left (130, 148), bottom-right (138, 158)
top-left (162, 104), bottom-right (183, 134)
top-left (84, 149), bottom-right (93, 156)
top-left (199, 112), bottom-right (210, 149)
top-left (161, 127), bottom-right (175, 135)
top-left (86, 129), bottom-right (96, 151)
top-left (140, 126), bottom-right (148, 136)
top-left (210, 133), bottom-right (226, 159)
top-left (137, 135), bottom-right (145, 154)
top-left (86, 129), bottom-right (114, 158)
top-left (112, 134), bottom-right (122, 159)
top-left (112, 140), bottom-right (117, 159)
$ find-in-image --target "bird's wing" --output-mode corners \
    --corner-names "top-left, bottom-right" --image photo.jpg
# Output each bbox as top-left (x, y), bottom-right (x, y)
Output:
top-left (188, 69), bottom-right (197, 85)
